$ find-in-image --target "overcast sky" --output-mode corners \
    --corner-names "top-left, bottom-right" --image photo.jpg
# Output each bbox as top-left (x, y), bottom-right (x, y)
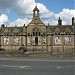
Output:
top-left (0, 0), bottom-right (75, 26)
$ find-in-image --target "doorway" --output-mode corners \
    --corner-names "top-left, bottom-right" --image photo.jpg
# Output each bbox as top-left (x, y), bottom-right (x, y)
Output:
top-left (35, 37), bottom-right (38, 45)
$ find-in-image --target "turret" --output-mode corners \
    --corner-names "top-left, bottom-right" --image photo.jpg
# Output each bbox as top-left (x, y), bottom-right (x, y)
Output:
top-left (33, 5), bottom-right (40, 18)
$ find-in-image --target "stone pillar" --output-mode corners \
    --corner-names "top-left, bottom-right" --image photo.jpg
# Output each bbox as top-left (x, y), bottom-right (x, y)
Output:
top-left (46, 34), bottom-right (48, 52)
top-left (41, 35), bottom-right (43, 53)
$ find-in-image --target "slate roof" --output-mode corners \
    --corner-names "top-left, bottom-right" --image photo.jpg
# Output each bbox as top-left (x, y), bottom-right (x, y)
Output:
top-left (0, 26), bottom-right (24, 34)
top-left (0, 24), bottom-right (75, 35)
top-left (49, 25), bottom-right (75, 33)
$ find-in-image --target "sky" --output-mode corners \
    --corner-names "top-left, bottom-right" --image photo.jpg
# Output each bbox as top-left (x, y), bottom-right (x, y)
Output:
top-left (0, 0), bottom-right (75, 27)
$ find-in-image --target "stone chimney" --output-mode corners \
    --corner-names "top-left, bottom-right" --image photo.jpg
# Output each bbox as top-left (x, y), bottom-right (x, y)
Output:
top-left (72, 17), bottom-right (75, 26)
top-left (1, 24), bottom-right (5, 30)
top-left (58, 17), bottom-right (62, 25)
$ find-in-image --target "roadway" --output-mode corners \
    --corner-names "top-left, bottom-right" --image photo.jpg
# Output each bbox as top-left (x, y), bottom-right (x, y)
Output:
top-left (0, 58), bottom-right (75, 75)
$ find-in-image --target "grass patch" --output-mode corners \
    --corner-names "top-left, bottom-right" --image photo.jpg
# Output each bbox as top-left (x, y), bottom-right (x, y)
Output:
top-left (0, 51), bottom-right (75, 58)
top-left (28, 53), bottom-right (75, 58)
top-left (29, 54), bottom-right (52, 58)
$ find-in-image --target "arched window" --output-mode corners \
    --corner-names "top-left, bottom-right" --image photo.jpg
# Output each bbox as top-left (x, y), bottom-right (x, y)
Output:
top-left (4, 36), bottom-right (9, 45)
top-left (33, 28), bottom-right (40, 36)
top-left (13, 36), bottom-right (19, 44)
top-left (32, 28), bottom-right (41, 45)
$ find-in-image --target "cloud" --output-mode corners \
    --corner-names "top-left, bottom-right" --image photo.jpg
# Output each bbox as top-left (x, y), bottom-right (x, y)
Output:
top-left (55, 9), bottom-right (75, 25)
top-left (0, 0), bottom-right (49, 15)
top-left (41, 8), bottom-right (75, 25)
top-left (13, 0), bottom-right (49, 16)
top-left (8, 18), bottom-right (31, 27)
top-left (9, 8), bottom-right (75, 26)
top-left (0, 14), bottom-right (8, 25)
top-left (0, 0), bottom-right (16, 13)
top-left (13, 0), bottom-right (35, 15)
top-left (0, 0), bottom-right (74, 26)
top-left (0, 0), bottom-right (16, 9)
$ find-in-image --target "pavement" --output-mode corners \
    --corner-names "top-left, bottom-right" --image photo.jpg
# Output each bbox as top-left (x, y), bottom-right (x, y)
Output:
top-left (0, 59), bottom-right (75, 75)
top-left (0, 57), bottom-right (75, 62)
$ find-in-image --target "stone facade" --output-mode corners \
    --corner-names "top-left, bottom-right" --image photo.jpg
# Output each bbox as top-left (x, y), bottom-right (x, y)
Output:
top-left (0, 6), bottom-right (75, 53)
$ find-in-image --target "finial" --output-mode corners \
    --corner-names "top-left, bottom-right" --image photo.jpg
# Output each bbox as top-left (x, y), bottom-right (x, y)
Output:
top-left (15, 25), bottom-right (17, 27)
top-left (35, 3), bottom-right (37, 7)
top-left (33, 3), bottom-right (39, 12)
top-left (59, 17), bottom-right (60, 20)
top-left (58, 17), bottom-right (62, 21)
top-left (72, 17), bottom-right (74, 20)
top-left (67, 23), bottom-right (68, 25)
top-left (6, 25), bottom-right (7, 27)
top-left (48, 23), bottom-right (49, 26)
top-left (24, 24), bottom-right (25, 26)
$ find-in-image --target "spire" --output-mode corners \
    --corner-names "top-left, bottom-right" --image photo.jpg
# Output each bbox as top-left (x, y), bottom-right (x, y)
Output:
top-left (33, 4), bottom-right (39, 12)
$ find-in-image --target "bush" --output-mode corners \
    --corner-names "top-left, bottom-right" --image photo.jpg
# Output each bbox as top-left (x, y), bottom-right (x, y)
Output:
top-left (18, 46), bottom-right (27, 52)
top-left (0, 48), bottom-right (5, 51)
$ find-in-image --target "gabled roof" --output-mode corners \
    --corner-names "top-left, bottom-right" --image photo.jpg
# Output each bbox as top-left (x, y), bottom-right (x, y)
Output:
top-left (0, 27), bottom-right (24, 34)
top-left (29, 18), bottom-right (45, 25)
top-left (47, 25), bottom-right (75, 33)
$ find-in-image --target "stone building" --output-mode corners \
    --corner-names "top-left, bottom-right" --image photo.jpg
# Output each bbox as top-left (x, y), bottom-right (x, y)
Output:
top-left (0, 6), bottom-right (75, 53)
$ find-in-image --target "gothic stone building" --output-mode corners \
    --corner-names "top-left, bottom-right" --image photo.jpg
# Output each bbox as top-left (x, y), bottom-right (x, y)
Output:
top-left (0, 6), bottom-right (75, 53)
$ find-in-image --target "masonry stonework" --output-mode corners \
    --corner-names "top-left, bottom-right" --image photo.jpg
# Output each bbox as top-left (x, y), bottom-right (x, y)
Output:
top-left (0, 6), bottom-right (75, 53)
